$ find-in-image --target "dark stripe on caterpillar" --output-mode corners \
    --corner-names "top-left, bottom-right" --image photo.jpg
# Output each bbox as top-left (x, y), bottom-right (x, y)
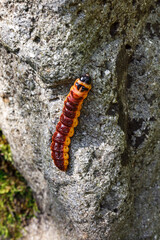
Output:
top-left (50, 74), bottom-right (92, 171)
top-left (75, 82), bottom-right (89, 91)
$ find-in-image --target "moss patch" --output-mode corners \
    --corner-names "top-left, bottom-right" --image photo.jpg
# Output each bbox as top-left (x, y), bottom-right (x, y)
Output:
top-left (0, 129), bottom-right (38, 239)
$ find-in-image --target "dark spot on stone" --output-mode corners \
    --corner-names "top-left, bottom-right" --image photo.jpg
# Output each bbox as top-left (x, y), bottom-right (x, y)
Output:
top-left (121, 29), bottom-right (126, 36)
top-left (25, 59), bottom-right (38, 71)
top-left (109, 5), bottom-right (113, 11)
top-left (29, 27), bottom-right (34, 36)
top-left (156, 0), bottom-right (160, 5)
top-left (31, 17), bottom-right (36, 23)
top-left (106, 103), bottom-right (119, 116)
top-left (128, 120), bottom-right (149, 148)
top-left (42, 6), bottom-right (46, 13)
top-left (116, 47), bottom-right (129, 133)
top-left (152, 23), bottom-right (160, 38)
top-left (149, 5), bottom-right (155, 11)
top-left (5, 47), bottom-right (11, 54)
top-left (2, 93), bottom-right (10, 104)
top-left (145, 22), bottom-right (151, 31)
top-left (117, 100), bottom-right (126, 132)
top-left (49, 96), bottom-right (60, 102)
top-left (128, 118), bottom-right (144, 145)
top-left (113, 208), bottom-right (118, 213)
top-left (125, 44), bottom-right (132, 50)
top-left (104, 61), bottom-right (109, 69)
top-left (25, 7), bottom-right (29, 12)
top-left (143, 127), bottom-right (149, 136)
top-left (101, 71), bottom-right (105, 78)
top-left (150, 117), bottom-right (156, 121)
top-left (102, 0), bottom-right (107, 4)
top-left (121, 149), bottom-right (129, 166)
top-left (136, 4), bottom-right (146, 21)
top-left (132, 0), bottom-right (136, 6)
top-left (6, 71), bottom-right (11, 77)
top-left (2, 45), bottom-right (13, 55)
top-left (99, 190), bottom-right (119, 213)
top-left (93, 170), bottom-right (100, 177)
top-left (126, 74), bottom-right (133, 88)
top-left (138, 68), bottom-right (146, 76)
top-left (72, 52), bottom-right (76, 57)
top-left (145, 23), bottom-right (154, 38)
top-left (110, 21), bottom-right (119, 36)
top-left (33, 36), bottom-right (40, 43)
top-left (135, 135), bottom-right (145, 148)
top-left (128, 118), bottom-right (143, 132)
top-left (77, 9), bottom-right (83, 16)
top-left (146, 94), bottom-right (156, 104)
top-left (14, 48), bottom-right (20, 54)
top-left (135, 54), bottom-right (145, 62)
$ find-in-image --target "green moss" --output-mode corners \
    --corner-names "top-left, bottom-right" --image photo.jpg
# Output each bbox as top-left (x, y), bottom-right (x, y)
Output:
top-left (0, 129), bottom-right (38, 239)
top-left (0, 132), bottom-right (12, 163)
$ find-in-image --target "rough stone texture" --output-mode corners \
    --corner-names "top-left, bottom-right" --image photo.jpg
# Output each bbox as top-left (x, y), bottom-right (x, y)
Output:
top-left (0, 0), bottom-right (159, 239)
top-left (22, 215), bottom-right (62, 240)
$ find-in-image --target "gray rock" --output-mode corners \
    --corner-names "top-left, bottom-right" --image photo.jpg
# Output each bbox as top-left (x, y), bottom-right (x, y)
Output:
top-left (0, 0), bottom-right (159, 239)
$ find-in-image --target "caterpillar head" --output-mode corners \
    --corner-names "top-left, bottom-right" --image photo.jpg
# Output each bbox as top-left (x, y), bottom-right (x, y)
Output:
top-left (73, 74), bottom-right (92, 98)
top-left (76, 74), bottom-right (91, 91)
top-left (80, 74), bottom-right (91, 85)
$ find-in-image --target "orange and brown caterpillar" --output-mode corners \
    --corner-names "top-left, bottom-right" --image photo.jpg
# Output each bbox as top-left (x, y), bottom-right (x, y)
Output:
top-left (50, 74), bottom-right (92, 171)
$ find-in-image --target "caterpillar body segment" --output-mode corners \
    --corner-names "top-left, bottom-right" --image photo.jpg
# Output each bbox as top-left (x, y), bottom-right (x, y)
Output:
top-left (50, 74), bottom-right (91, 171)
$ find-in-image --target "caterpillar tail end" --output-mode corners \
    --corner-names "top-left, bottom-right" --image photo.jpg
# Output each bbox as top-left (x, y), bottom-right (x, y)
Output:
top-left (54, 160), bottom-right (68, 171)
top-left (53, 159), bottom-right (69, 171)
top-left (51, 148), bottom-right (69, 171)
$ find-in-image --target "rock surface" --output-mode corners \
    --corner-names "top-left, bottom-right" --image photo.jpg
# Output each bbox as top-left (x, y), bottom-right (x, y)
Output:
top-left (0, 0), bottom-right (159, 239)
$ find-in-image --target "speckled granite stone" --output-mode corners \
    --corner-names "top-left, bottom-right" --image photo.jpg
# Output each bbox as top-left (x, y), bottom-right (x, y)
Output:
top-left (0, 0), bottom-right (159, 239)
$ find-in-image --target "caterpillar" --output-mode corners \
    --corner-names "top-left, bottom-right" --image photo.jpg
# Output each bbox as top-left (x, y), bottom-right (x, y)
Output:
top-left (50, 74), bottom-right (92, 171)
